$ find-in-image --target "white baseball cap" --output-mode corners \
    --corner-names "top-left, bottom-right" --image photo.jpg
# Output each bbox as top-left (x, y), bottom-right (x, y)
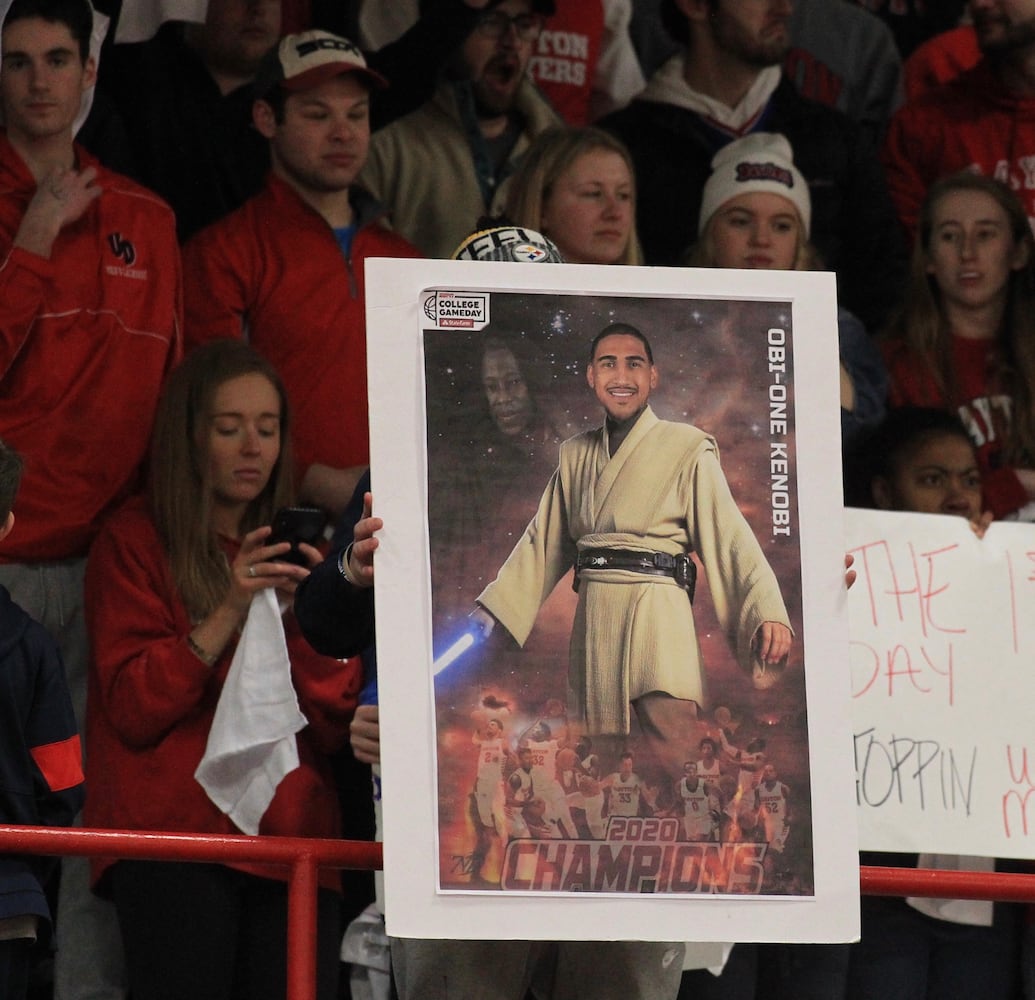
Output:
top-left (254, 30), bottom-right (387, 100)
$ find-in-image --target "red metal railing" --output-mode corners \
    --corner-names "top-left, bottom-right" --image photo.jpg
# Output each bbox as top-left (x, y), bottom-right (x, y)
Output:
top-left (860, 865), bottom-right (1035, 902)
top-left (2, 825), bottom-right (1034, 999)
top-left (0, 825), bottom-right (381, 1000)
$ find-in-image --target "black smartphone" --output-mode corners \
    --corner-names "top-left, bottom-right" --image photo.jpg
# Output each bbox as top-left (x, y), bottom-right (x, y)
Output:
top-left (268, 507), bottom-right (326, 567)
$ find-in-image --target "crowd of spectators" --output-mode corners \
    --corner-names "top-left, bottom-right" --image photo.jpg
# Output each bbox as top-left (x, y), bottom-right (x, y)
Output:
top-left (3, 0), bottom-right (1035, 997)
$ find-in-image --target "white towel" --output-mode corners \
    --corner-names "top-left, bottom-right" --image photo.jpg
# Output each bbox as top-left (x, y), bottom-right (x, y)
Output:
top-left (195, 588), bottom-right (308, 835)
top-left (113, 0), bottom-right (207, 42)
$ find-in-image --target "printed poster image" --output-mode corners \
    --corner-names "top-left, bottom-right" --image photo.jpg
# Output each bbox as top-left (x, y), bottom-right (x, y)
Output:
top-left (424, 291), bottom-right (808, 899)
top-left (366, 259), bottom-right (858, 942)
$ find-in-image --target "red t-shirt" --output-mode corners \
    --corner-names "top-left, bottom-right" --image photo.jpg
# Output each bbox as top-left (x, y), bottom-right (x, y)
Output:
top-left (528, 1), bottom-right (604, 126)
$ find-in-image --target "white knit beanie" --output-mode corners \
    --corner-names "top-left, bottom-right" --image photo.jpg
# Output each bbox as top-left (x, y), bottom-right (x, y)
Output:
top-left (698, 133), bottom-right (811, 236)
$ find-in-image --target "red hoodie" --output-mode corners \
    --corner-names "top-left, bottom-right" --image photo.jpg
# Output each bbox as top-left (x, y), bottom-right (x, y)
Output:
top-left (882, 60), bottom-right (1035, 238)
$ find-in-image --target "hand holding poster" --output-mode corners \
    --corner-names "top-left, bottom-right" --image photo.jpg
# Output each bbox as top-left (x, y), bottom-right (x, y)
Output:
top-left (366, 259), bottom-right (858, 943)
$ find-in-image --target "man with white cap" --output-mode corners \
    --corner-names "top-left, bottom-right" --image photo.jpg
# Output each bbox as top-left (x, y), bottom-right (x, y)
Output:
top-left (183, 30), bottom-right (421, 520)
top-left (98, 0), bottom-right (504, 242)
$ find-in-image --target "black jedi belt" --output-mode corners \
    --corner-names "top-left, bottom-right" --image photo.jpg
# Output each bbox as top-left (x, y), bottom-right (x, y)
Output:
top-left (574, 548), bottom-right (696, 602)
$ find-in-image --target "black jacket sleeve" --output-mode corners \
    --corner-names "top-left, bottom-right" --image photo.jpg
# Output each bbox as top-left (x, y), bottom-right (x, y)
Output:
top-left (294, 469), bottom-right (376, 658)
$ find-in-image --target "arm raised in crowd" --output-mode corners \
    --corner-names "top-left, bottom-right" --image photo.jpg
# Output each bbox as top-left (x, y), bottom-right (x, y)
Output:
top-left (294, 472), bottom-right (379, 659)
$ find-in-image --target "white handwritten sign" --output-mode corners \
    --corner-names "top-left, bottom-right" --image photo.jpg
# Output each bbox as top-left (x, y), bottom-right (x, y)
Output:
top-left (847, 507), bottom-right (1035, 857)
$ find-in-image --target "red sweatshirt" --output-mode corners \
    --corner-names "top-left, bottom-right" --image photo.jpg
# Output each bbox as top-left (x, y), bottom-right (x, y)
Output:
top-left (183, 176), bottom-right (420, 483)
top-left (0, 132), bottom-right (182, 561)
top-left (882, 60), bottom-right (1035, 239)
top-left (883, 335), bottom-right (1029, 518)
top-left (529, 1), bottom-right (604, 126)
top-left (83, 498), bottom-right (361, 892)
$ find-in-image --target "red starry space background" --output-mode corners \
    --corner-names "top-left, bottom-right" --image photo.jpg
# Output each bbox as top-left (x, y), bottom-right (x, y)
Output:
top-left (421, 291), bottom-right (819, 897)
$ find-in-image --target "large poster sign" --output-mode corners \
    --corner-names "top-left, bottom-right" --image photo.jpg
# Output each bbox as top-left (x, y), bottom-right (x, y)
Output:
top-left (366, 259), bottom-right (858, 942)
top-left (847, 507), bottom-right (1035, 857)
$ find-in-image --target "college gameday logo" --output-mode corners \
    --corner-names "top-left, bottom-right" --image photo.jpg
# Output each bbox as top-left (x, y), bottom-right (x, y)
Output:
top-left (423, 291), bottom-right (490, 330)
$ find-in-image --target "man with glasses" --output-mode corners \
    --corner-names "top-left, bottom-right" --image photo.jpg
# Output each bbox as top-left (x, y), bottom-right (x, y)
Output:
top-left (360, 0), bottom-right (560, 258)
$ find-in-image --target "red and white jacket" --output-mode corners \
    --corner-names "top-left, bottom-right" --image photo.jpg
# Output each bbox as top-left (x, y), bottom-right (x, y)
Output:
top-left (84, 498), bottom-right (361, 892)
top-left (882, 59), bottom-right (1035, 239)
top-left (0, 131), bottom-right (182, 562)
top-left (183, 175), bottom-right (420, 482)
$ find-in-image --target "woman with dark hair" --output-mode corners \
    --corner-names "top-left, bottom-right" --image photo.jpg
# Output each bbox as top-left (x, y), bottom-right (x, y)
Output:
top-left (881, 171), bottom-right (1035, 519)
top-left (83, 341), bottom-right (360, 1000)
top-left (845, 406), bottom-right (1019, 1000)
top-left (847, 406), bottom-right (989, 534)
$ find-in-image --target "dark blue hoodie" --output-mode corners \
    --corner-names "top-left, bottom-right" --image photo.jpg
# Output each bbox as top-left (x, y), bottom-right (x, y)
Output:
top-left (0, 585), bottom-right (84, 932)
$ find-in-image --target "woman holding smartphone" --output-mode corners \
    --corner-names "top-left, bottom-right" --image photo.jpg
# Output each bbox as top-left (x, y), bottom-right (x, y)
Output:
top-left (83, 341), bottom-right (360, 1000)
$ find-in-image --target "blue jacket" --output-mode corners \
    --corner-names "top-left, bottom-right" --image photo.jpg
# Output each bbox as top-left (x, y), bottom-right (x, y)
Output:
top-left (0, 585), bottom-right (84, 930)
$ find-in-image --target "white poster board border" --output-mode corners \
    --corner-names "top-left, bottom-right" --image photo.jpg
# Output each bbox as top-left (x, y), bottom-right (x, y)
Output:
top-left (365, 259), bottom-right (858, 943)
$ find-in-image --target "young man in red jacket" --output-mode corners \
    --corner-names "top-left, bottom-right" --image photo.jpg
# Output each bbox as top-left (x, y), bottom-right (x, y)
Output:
top-left (0, 3), bottom-right (181, 997)
top-left (183, 30), bottom-right (422, 520)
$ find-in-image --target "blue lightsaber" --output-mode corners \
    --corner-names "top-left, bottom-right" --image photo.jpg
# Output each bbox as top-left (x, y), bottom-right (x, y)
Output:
top-left (432, 628), bottom-right (481, 675)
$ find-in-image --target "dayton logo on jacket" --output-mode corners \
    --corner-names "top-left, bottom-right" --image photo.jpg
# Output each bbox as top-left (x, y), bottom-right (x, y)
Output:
top-left (105, 231), bottom-right (147, 280)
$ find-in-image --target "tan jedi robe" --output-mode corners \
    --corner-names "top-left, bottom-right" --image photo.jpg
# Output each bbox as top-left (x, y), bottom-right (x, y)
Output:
top-left (478, 407), bottom-right (790, 735)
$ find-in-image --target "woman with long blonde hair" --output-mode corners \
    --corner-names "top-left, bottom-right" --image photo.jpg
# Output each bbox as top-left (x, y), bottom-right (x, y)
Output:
top-left (504, 125), bottom-right (644, 265)
top-left (84, 341), bottom-right (360, 1000)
